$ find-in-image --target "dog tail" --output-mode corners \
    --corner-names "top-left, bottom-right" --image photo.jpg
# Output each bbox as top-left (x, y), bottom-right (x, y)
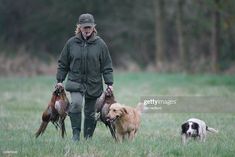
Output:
top-left (35, 121), bottom-right (49, 138)
top-left (206, 126), bottom-right (219, 133)
top-left (136, 102), bottom-right (145, 113)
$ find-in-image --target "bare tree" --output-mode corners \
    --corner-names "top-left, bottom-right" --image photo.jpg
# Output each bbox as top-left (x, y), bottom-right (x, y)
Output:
top-left (176, 0), bottom-right (187, 71)
top-left (154, 0), bottom-right (166, 71)
top-left (210, 0), bottom-right (221, 73)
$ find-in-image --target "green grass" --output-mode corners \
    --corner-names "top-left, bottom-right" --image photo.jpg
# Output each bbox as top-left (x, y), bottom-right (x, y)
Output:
top-left (0, 72), bottom-right (235, 157)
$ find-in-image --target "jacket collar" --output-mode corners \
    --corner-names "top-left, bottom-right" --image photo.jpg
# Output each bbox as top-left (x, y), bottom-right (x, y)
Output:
top-left (75, 32), bottom-right (98, 44)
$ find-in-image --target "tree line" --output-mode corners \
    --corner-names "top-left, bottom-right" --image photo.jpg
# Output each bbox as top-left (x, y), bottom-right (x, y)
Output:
top-left (0, 0), bottom-right (235, 73)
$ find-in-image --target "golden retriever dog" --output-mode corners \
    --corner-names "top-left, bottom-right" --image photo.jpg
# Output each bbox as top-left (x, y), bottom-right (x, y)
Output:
top-left (106, 102), bottom-right (143, 142)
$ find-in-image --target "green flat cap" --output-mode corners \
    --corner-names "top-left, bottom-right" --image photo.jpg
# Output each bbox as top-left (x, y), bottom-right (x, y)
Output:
top-left (78, 13), bottom-right (95, 27)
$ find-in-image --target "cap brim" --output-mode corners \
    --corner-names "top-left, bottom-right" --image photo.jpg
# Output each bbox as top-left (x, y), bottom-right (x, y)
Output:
top-left (80, 23), bottom-right (96, 27)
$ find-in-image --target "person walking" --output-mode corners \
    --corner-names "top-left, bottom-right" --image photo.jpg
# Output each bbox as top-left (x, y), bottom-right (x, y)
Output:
top-left (56, 13), bottom-right (114, 141)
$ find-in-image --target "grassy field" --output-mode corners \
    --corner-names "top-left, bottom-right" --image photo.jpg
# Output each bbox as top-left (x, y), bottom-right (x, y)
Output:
top-left (0, 72), bottom-right (235, 157)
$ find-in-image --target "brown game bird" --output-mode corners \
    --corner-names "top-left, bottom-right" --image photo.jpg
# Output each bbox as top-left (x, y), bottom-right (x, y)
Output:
top-left (95, 87), bottom-right (117, 140)
top-left (35, 83), bottom-right (69, 138)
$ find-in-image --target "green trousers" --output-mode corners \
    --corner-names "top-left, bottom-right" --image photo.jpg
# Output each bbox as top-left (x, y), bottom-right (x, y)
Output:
top-left (69, 92), bottom-right (97, 140)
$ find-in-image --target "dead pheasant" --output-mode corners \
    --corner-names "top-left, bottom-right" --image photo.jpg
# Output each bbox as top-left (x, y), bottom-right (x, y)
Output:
top-left (35, 83), bottom-right (69, 138)
top-left (95, 87), bottom-right (116, 140)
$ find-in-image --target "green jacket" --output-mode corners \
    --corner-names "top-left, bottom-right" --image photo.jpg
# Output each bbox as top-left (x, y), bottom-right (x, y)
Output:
top-left (56, 33), bottom-right (113, 98)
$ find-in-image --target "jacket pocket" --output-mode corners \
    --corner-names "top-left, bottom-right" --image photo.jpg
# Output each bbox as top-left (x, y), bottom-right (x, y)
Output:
top-left (65, 80), bottom-right (83, 92)
top-left (86, 77), bottom-right (103, 97)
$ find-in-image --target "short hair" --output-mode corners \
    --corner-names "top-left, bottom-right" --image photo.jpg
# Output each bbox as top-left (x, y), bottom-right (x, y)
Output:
top-left (75, 24), bottom-right (97, 35)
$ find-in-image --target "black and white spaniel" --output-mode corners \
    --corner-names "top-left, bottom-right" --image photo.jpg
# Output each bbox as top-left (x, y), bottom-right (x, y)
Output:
top-left (181, 118), bottom-right (218, 144)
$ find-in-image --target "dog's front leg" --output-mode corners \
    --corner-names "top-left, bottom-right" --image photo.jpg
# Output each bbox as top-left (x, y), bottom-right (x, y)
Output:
top-left (201, 133), bottom-right (206, 142)
top-left (181, 134), bottom-right (187, 145)
top-left (199, 134), bottom-right (205, 142)
top-left (116, 133), bottom-right (123, 143)
top-left (129, 130), bottom-right (136, 141)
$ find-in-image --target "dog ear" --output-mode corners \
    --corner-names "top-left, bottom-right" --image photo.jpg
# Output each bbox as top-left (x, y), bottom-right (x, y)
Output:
top-left (121, 107), bottom-right (128, 114)
top-left (181, 122), bottom-right (188, 134)
top-left (192, 122), bottom-right (199, 129)
top-left (192, 122), bottom-right (199, 135)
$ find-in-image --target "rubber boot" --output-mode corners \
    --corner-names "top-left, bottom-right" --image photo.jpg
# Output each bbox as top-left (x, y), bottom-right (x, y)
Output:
top-left (84, 117), bottom-right (97, 139)
top-left (69, 112), bottom-right (81, 141)
top-left (84, 98), bottom-right (97, 139)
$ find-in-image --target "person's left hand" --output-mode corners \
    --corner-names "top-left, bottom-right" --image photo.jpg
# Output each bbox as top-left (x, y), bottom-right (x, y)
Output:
top-left (55, 82), bottom-right (63, 88)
